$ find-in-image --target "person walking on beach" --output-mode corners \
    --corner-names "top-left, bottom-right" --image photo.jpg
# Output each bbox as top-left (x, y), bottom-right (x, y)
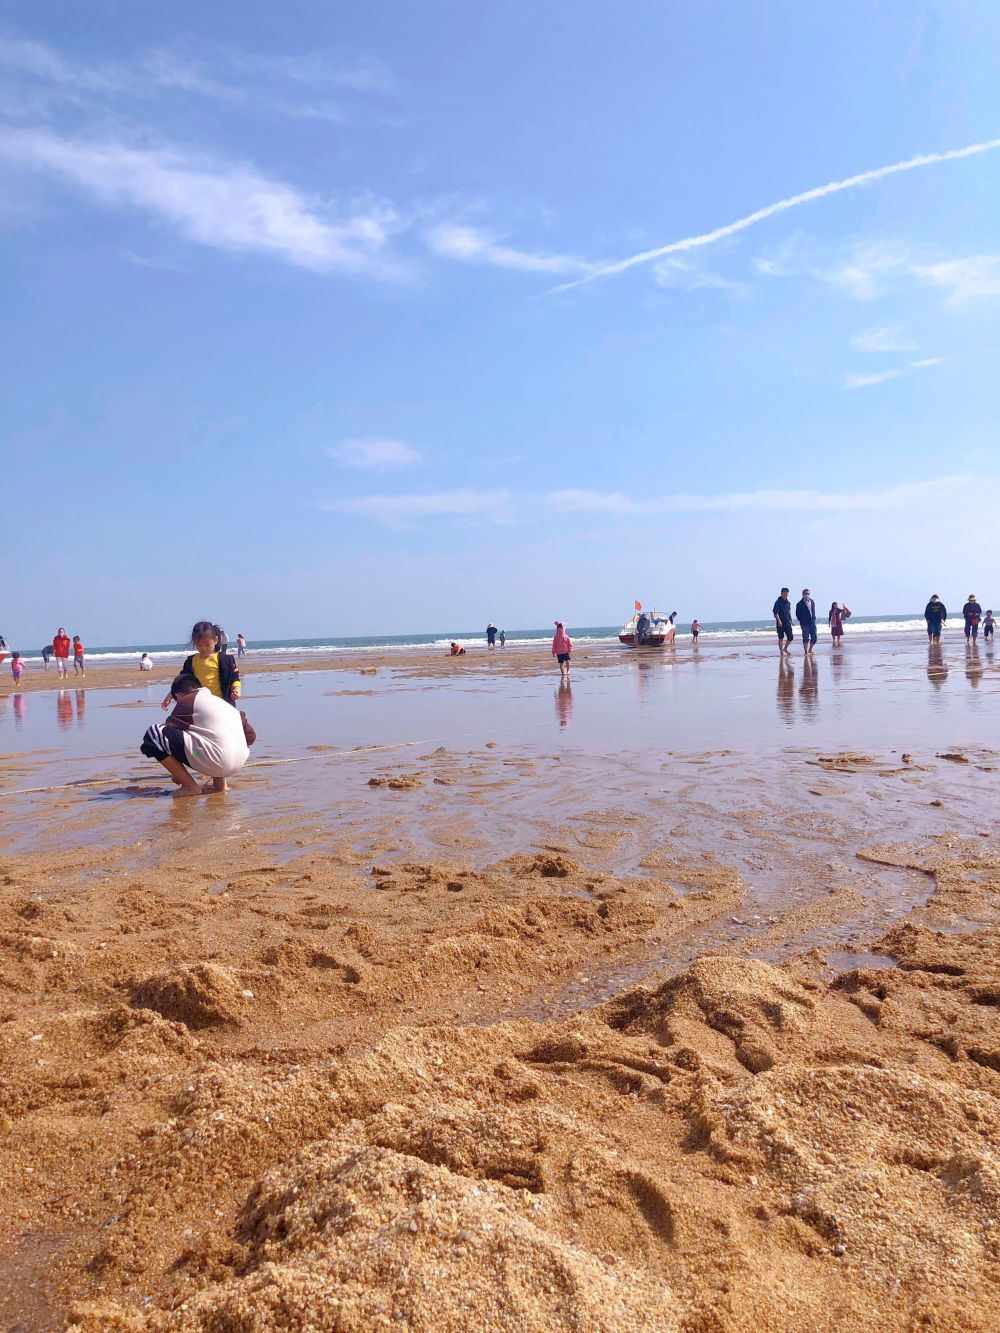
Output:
top-left (52, 628), bottom-right (70, 679)
top-left (142, 671), bottom-right (249, 798)
top-left (486, 623), bottom-right (498, 649)
top-left (773, 588), bottom-right (794, 655)
top-left (72, 635), bottom-right (85, 676)
top-left (552, 621), bottom-right (572, 679)
top-left (163, 621), bottom-right (241, 710)
top-left (983, 610), bottom-right (995, 642)
top-left (924, 595), bottom-right (946, 642)
top-left (499, 629), bottom-right (506, 648)
top-left (828, 602), bottom-right (851, 644)
top-left (690, 619), bottom-right (700, 641)
top-left (41, 643), bottom-right (53, 670)
top-left (237, 633), bottom-right (247, 659)
top-left (796, 589), bottom-right (818, 655)
top-left (962, 595), bottom-right (982, 643)
top-left (11, 652), bottom-right (24, 685)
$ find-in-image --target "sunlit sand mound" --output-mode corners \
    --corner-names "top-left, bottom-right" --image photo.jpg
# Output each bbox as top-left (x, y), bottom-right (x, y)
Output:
top-left (66, 928), bottom-right (1000, 1332)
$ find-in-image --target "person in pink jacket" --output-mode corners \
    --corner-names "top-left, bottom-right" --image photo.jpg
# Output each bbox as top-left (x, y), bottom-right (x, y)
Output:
top-left (552, 621), bottom-right (573, 678)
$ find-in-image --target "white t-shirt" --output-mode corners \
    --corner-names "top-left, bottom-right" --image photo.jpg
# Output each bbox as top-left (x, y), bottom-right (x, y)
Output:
top-left (139, 657), bottom-right (152, 670)
top-left (168, 687), bottom-right (250, 778)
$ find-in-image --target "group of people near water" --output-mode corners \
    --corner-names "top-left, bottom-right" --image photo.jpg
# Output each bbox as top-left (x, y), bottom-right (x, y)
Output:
top-left (771, 590), bottom-right (851, 655)
top-left (923, 595), bottom-right (994, 643)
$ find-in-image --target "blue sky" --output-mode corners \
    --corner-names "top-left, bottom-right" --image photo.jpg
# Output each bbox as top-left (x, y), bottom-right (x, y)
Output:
top-left (2, 1), bottom-right (999, 644)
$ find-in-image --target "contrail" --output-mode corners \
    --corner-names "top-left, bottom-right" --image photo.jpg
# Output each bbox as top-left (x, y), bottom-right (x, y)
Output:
top-left (548, 136), bottom-right (1000, 295)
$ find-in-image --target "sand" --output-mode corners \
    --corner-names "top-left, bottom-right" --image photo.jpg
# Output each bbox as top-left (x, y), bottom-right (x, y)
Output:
top-left (1, 825), bottom-right (998, 1332)
top-left (2, 639), bottom-right (999, 1331)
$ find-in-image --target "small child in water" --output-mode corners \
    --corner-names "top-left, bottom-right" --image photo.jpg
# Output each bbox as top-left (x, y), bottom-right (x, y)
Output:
top-left (984, 610), bottom-right (995, 642)
top-left (691, 619), bottom-right (700, 640)
top-left (552, 621), bottom-right (572, 678)
top-left (11, 652), bottom-right (24, 684)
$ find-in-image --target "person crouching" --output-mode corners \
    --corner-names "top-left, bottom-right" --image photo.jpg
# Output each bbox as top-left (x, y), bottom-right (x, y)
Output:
top-left (141, 672), bottom-right (249, 798)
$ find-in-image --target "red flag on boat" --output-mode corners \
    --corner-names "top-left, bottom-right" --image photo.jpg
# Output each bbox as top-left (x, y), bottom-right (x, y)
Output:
top-left (634, 600), bottom-right (642, 612)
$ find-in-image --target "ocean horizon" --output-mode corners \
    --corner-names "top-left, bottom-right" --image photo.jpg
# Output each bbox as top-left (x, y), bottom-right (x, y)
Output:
top-left (13, 613), bottom-right (941, 664)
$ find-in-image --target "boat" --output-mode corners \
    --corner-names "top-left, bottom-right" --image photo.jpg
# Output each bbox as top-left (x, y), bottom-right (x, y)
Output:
top-left (618, 604), bottom-right (676, 647)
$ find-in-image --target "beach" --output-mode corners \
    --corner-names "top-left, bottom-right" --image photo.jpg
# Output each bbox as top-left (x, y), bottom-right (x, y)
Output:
top-left (1, 629), bottom-right (999, 1331)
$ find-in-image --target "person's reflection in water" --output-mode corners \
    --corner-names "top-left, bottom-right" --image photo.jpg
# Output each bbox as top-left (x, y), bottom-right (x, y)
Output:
top-left (829, 643), bottom-right (849, 688)
top-left (965, 644), bottom-right (983, 689)
top-left (926, 643), bottom-right (948, 702)
top-left (75, 689), bottom-right (87, 727)
top-left (798, 654), bottom-right (819, 720)
top-left (13, 693), bottom-right (26, 727)
top-left (56, 690), bottom-right (73, 731)
top-left (555, 680), bottom-right (573, 728)
top-left (776, 656), bottom-right (795, 725)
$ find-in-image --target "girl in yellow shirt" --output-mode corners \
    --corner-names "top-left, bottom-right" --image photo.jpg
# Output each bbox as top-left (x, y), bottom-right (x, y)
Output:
top-left (162, 621), bottom-right (241, 710)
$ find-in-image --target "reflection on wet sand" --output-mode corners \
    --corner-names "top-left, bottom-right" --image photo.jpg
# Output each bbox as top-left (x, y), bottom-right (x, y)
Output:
top-left (829, 644), bottom-right (849, 687)
top-left (798, 656), bottom-right (819, 720)
top-left (56, 691), bottom-right (73, 731)
top-left (927, 644), bottom-right (948, 699)
top-left (14, 693), bottom-right (25, 727)
top-left (776, 657), bottom-right (795, 725)
top-left (555, 681), bottom-right (573, 728)
top-left (965, 644), bottom-right (983, 689)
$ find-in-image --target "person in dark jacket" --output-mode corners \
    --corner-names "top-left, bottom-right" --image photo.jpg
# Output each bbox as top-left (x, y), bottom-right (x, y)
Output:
top-left (795, 588), bottom-right (818, 655)
top-left (962, 595), bottom-right (983, 642)
top-left (924, 595), bottom-right (946, 642)
top-left (772, 588), bottom-right (794, 655)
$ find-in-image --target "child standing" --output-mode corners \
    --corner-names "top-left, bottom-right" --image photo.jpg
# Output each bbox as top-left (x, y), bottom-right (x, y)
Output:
top-left (73, 635), bottom-right (85, 676)
top-left (164, 621), bottom-right (241, 710)
top-left (11, 652), bottom-right (24, 685)
top-left (984, 610), bottom-right (995, 642)
top-left (552, 621), bottom-right (572, 679)
top-left (691, 619), bottom-right (700, 641)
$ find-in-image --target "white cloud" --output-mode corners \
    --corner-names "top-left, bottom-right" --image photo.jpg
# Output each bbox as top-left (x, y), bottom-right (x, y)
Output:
top-left (547, 476), bottom-right (971, 513)
top-left (910, 256), bottom-right (1000, 305)
top-left (549, 136), bottom-right (1000, 294)
top-left (322, 488), bottom-right (510, 524)
top-left (843, 368), bottom-right (903, 389)
top-left (329, 437), bottom-right (421, 469)
top-left (0, 36), bottom-right (392, 121)
top-left (425, 223), bottom-right (592, 276)
top-left (0, 127), bottom-right (408, 277)
top-left (758, 236), bottom-right (1000, 308)
top-left (844, 357), bottom-right (943, 389)
top-left (652, 255), bottom-right (747, 295)
top-left (850, 325), bottom-right (919, 353)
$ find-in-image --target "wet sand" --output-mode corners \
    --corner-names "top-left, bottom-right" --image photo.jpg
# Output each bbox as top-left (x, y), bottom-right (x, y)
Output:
top-left (1, 633), bottom-right (999, 1331)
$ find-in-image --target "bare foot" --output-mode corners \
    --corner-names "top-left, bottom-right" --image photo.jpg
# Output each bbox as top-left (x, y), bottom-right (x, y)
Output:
top-left (172, 784), bottom-right (205, 799)
top-left (202, 778), bottom-right (228, 793)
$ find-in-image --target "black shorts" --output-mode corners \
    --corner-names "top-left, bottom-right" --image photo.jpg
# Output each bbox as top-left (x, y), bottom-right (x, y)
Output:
top-left (557, 652), bottom-right (571, 664)
top-left (777, 622), bottom-right (794, 641)
top-left (140, 722), bottom-right (188, 766)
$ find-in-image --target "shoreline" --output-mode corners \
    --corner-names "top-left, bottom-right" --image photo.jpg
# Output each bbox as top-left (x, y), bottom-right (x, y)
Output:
top-left (2, 625), bottom-right (988, 696)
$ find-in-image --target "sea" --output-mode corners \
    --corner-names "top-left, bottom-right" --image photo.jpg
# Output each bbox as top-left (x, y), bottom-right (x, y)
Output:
top-left (14, 615), bottom-right (933, 665)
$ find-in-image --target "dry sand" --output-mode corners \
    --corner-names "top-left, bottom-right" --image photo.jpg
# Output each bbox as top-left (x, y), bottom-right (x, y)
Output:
top-left (1, 820), bottom-right (998, 1331)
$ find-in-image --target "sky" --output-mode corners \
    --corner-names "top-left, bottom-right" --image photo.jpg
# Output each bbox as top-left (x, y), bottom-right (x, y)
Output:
top-left (2, 0), bottom-right (999, 644)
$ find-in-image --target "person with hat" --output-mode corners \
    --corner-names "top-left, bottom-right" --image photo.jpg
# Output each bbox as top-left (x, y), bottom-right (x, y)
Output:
top-left (962, 594), bottom-right (983, 642)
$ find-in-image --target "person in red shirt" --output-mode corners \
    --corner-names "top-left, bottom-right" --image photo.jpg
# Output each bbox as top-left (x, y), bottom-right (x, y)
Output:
top-left (73, 635), bottom-right (85, 676)
top-left (53, 628), bottom-right (71, 679)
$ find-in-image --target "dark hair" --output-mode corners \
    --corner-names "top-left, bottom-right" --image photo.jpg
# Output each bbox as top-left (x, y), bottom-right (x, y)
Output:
top-left (171, 672), bottom-right (201, 697)
top-left (189, 621), bottom-right (218, 647)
